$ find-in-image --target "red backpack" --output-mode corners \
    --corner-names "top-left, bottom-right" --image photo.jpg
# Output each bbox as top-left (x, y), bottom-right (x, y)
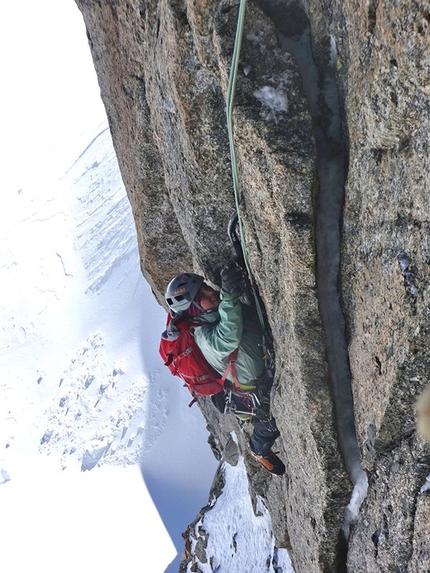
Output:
top-left (159, 314), bottom-right (238, 404)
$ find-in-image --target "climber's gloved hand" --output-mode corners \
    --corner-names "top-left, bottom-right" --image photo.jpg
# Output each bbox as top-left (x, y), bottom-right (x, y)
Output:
top-left (220, 261), bottom-right (245, 294)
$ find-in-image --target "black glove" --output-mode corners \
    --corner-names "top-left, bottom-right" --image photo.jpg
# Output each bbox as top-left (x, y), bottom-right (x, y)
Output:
top-left (220, 261), bottom-right (245, 294)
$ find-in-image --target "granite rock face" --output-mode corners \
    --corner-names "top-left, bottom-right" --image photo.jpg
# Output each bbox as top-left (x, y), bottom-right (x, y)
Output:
top-left (75, 0), bottom-right (430, 571)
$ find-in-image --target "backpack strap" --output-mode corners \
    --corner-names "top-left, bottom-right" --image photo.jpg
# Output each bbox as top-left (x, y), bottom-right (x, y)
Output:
top-left (187, 348), bottom-right (240, 408)
top-left (220, 348), bottom-right (240, 390)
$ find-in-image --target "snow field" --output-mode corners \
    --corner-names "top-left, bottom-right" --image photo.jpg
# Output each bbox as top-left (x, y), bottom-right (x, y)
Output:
top-left (189, 452), bottom-right (294, 573)
top-left (0, 122), bottom-right (217, 572)
top-left (0, 460), bottom-right (176, 573)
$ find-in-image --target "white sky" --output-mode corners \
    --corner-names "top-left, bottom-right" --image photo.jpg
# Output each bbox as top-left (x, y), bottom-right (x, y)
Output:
top-left (1, 0), bottom-right (106, 192)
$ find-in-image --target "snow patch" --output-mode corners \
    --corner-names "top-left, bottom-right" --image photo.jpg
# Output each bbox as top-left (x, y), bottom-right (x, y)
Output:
top-left (39, 330), bottom-right (149, 470)
top-left (187, 457), bottom-right (294, 573)
top-left (329, 35), bottom-right (338, 68)
top-left (254, 86), bottom-right (289, 117)
top-left (246, 31), bottom-right (267, 50)
top-left (66, 128), bottom-right (137, 295)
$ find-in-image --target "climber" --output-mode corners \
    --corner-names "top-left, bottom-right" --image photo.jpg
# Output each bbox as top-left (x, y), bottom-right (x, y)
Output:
top-left (163, 264), bottom-right (286, 476)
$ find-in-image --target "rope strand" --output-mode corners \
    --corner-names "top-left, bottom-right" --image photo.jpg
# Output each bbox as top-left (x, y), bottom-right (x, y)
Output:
top-left (225, 0), bottom-right (270, 354)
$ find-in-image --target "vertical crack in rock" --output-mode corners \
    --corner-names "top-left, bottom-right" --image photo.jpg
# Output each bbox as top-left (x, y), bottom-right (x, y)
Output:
top-left (258, 0), bottom-right (368, 565)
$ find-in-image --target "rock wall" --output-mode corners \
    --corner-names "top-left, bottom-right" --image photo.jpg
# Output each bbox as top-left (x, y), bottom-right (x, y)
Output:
top-left (75, 0), bottom-right (430, 571)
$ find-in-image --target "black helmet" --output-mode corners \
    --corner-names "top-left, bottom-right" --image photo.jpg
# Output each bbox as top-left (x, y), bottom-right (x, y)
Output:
top-left (165, 273), bottom-right (204, 313)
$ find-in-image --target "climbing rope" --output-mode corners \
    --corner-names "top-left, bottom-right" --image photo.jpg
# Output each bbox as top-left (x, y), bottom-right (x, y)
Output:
top-left (225, 0), bottom-right (271, 357)
top-left (226, 0), bottom-right (266, 332)
top-left (226, 0), bottom-right (248, 272)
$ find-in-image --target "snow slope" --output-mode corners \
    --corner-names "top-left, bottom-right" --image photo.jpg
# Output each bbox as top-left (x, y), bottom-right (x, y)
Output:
top-left (186, 452), bottom-right (294, 573)
top-left (0, 122), bottom-right (217, 572)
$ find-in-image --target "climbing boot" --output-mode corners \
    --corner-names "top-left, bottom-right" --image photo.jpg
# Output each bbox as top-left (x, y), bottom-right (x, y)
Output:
top-left (248, 448), bottom-right (286, 476)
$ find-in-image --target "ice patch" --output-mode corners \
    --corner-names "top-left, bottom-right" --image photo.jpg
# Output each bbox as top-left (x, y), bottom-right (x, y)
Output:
top-left (329, 35), bottom-right (338, 68)
top-left (342, 472), bottom-right (369, 538)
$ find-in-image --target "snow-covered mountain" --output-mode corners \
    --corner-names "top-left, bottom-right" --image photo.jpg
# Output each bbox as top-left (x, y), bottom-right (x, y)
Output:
top-left (0, 123), bottom-right (293, 573)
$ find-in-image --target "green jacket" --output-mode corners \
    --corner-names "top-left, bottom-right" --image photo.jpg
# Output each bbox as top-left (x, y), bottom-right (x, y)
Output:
top-left (193, 290), bottom-right (265, 390)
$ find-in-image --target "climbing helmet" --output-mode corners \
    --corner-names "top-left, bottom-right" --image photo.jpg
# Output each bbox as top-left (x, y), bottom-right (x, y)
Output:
top-left (165, 273), bottom-right (204, 313)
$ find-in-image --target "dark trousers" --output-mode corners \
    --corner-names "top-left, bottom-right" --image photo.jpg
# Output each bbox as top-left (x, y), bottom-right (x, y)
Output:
top-left (249, 418), bottom-right (280, 456)
top-left (211, 390), bottom-right (280, 456)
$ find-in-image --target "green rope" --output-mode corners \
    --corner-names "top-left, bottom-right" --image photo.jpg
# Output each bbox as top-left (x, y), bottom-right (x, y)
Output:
top-left (225, 0), bottom-right (269, 344)
top-left (226, 0), bottom-right (248, 273)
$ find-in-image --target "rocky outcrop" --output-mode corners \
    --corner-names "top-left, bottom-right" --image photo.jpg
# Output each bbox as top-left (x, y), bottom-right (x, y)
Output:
top-left (75, 0), bottom-right (430, 571)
